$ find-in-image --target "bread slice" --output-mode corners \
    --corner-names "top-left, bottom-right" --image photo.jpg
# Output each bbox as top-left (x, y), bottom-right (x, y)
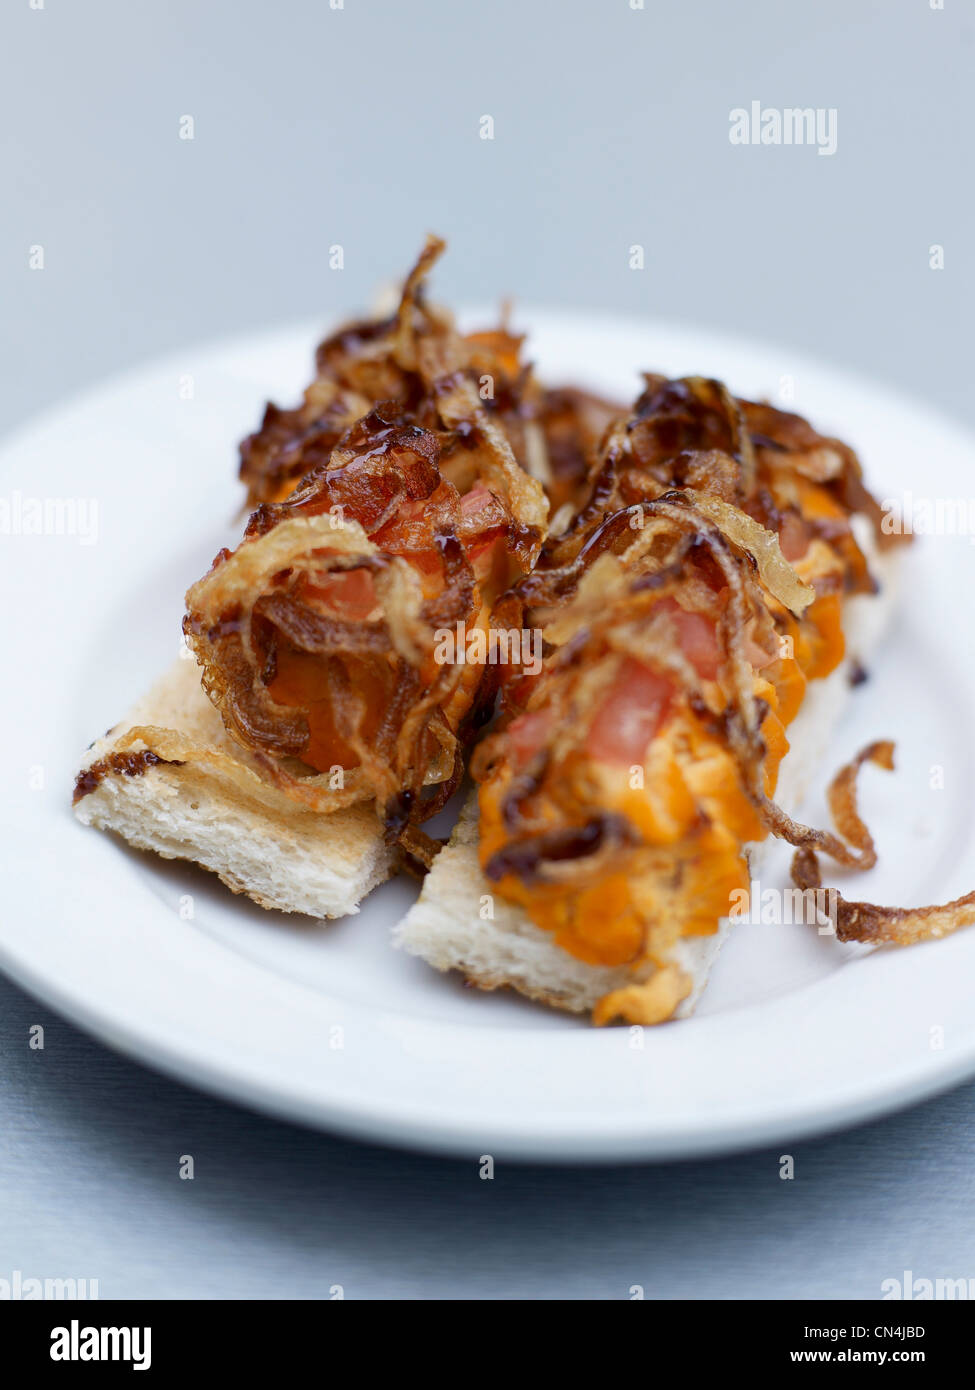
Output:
top-left (73, 656), bottom-right (394, 917)
top-left (395, 536), bottom-right (902, 1020)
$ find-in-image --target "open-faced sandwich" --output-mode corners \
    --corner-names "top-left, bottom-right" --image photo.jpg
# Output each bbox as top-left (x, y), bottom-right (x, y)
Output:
top-left (73, 238), bottom-right (617, 912)
top-left (74, 240), bottom-right (975, 1023)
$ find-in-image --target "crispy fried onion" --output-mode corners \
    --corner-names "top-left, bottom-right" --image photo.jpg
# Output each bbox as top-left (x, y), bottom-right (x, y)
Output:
top-left (186, 398), bottom-right (545, 857)
top-left (479, 371), bottom-right (899, 894)
top-left (238, 235), bottom-right (453, 507)
top-left (691, 494), bottom-right (814, 616)
top-left (740, 398), bottom-right (905, 551)
top-left (478, 488), bottom-right (875, 893)
top-left (237, 232), bottom-right (611, 517)
top-left (558, 376), bottom-right (755, 545)
top-left (471, 376), bottom-right (938, 1004)
top-left (524, 374), bottom-right (886, 620)
top-left (483, 812), bottom-right (640, 886)
top-left (790, 742), bottom-right (975, 945)
top-left (185, 517), bottom-right (442, 797)
top-left (479, 499), bottom-right (791, 860)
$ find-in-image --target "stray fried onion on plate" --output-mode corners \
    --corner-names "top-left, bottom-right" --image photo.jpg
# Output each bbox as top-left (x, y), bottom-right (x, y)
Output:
top-left (792, 741), bottom-right (975, 945)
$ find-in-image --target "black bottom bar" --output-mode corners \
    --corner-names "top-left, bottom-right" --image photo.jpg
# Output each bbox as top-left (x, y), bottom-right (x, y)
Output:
top-left (0, 1297), bottom-right (964, 1372)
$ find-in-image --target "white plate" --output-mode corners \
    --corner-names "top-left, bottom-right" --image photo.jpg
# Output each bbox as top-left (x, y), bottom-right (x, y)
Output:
top-left (3, 311), bottom-right (975, 1162)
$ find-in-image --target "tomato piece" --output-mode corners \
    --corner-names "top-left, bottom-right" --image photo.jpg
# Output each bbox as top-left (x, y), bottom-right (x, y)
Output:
top-left (746, 635), bottom-right (777, 669)
top-left (506, 709), bottom-right (554, 767)
top-left (655, 597), bottom-right (722, 679)
top-left (371, 497), bottom-right (432, 555)
top-left (459, 481), bottom-right (493, 516)
top-left (302, 569), bottom-right (377, 621)
top-left (587, 659), bottom-right (673, 764)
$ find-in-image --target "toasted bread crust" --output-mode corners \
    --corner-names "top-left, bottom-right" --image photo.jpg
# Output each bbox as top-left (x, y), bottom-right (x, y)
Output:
top-left (74, 658), bottom-right (394, 918)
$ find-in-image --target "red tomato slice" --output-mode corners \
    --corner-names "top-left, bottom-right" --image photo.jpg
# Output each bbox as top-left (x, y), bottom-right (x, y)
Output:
top-left (459, 482), bottom-right (493, 516)
top-left (587, 659), bottom-right (673, 765)
top-left (506, 709), bottom-right (555, 767)
top-left (655, 597), bottom-right (722, 679)
top-left (303, 569), bottom-right (377, 621)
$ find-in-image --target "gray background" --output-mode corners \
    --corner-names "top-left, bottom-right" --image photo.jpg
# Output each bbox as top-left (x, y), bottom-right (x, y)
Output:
top-left (2, 0), bottom-right (973, 1300)
top-left (3, 0), bottom-right (973, 434)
